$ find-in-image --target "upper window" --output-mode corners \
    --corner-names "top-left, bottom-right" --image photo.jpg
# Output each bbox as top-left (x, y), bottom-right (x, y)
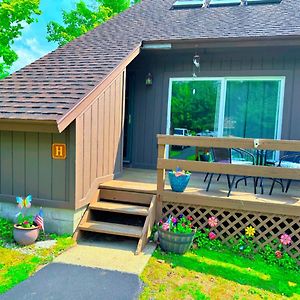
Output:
top-left (172, 0), bottom-right (281, 9)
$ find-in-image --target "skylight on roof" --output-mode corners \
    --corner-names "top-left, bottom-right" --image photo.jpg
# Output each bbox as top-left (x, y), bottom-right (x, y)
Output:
top-left (172, 0), bottom-right (281, 9)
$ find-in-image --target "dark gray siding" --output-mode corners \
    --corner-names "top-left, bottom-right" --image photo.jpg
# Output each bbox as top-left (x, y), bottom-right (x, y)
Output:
top-left (127, 47), bottom-right (300, 169)
top-left (0, 123), bottom-right (75, 208)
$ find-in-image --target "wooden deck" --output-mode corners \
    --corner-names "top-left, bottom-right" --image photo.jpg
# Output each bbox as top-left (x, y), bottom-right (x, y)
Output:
top-left (102, 168), bottom-right (300, 217)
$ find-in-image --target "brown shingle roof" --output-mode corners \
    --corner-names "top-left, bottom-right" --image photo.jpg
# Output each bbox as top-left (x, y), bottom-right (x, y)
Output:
top-left (0, 0), bottom-right (300, 128)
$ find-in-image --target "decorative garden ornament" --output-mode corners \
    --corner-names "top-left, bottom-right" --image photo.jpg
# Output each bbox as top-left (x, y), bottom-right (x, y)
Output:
top-left (13, 195), bottom-right (44, 246)
top-left (240, 0), bottom-right (248, 6)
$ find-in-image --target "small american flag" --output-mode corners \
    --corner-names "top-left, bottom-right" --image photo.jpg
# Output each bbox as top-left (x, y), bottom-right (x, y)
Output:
top-left (35, 207), bottom-right (44, 231)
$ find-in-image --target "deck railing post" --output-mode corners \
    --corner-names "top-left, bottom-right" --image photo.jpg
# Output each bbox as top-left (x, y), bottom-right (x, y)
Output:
top-left (156, 142), bottom-right (166, 221)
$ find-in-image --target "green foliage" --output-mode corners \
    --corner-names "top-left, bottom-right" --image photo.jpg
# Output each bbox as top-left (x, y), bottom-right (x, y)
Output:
top-left (259, 244), bottom-right (298, 271)
top-left (193, 229), bottom-right (299, 272)
top-left (16, 214), bottom-right (34, 228)
top-left (232, 235), bottom-right (256, 259)
top-left (47, 0), bottom-right (131, 47)
top-left (159, 215), bottom-right (194, 234)
top-left (0, 0), bottom-right (41, 78)
top-left (101, 0), bottom-right (130, 14)
top-left (0, 218), bottom-right (14, 246)
top-left (194, 228), bottom-right (223, 251)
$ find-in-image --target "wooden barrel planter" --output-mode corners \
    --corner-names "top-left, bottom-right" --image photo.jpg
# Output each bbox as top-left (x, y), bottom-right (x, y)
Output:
top-left (158, 228), bottom-right (195, 254)
top-left (13, 225), bottom-right (39, 246)
top-left (168, 172), bottom-right (191, 192)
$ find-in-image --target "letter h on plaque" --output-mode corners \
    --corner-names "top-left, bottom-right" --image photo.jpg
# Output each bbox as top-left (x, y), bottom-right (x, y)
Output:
top-left (52, 144), bottom-right (67, 160)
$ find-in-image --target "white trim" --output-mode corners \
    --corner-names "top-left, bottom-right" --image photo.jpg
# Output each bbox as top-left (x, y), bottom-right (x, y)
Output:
top-left (218, 78), bottom-right (227, 137)
top-left (166, 76), bottom-right (286, 142)
top-left (276, 77), bottom-right (286, 140)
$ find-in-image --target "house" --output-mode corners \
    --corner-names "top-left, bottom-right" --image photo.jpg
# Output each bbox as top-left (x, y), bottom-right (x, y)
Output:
top-left (0, 0), bottom-right (299, 255)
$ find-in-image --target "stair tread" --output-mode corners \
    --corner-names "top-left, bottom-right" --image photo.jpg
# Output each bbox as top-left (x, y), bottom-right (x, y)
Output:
top-left (99, 189), bottom-right (152, 205)
top-left (79, 221), bottom-right (143, 238)
top-left (89, 201), bottom-right (149, 216)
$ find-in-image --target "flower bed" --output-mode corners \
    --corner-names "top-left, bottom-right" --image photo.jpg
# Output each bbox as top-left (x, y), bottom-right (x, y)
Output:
top-left (162, 202), bottom-right (300, 265)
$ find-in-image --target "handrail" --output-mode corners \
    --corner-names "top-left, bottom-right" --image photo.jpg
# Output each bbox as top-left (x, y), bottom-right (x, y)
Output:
top-left (157, 134), bottom-right (300, 152)
top-left (136, 195), bottom-right (157, 254)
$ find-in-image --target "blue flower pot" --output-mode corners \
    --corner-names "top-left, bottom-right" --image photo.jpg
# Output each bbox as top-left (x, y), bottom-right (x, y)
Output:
top-left (168, 172), bottom-right (191, 192)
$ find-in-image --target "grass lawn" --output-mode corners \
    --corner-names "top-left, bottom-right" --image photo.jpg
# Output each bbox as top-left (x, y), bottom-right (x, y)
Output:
top-left (140, 248), bottom-right (300, 300)
top-left (0, 218), bottom-right (75, 294)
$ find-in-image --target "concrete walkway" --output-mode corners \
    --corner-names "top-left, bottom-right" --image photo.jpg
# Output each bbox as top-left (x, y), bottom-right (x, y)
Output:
top-left (1, 236), bottom-right (156, 300)
top-left (54, 238), bottom-right (156, 274)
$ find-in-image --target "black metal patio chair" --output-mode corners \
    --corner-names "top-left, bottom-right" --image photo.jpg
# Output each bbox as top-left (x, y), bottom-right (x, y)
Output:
top-left (269, 152), bottom-right (300, 195)
top-left (205, 148), bottom-right (255, 197)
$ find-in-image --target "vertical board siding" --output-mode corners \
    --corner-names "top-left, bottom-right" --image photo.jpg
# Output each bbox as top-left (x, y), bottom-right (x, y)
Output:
top-left (0, 126), bottom-right (75, 207)
top-left (75, 71), bottom-right (125, 205)
top-left (12, 132), bottom-right (25, 196)
top-left (25, 132), bottom-right (39, 197)
top-left (1, 132), bottom-right (13, 194)
top-left (128, 48), bottom-right (300, 169)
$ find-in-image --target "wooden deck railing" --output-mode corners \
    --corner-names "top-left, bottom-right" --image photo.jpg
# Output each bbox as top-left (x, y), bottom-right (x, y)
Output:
top-left (156, 134), bottom-right (300, 218)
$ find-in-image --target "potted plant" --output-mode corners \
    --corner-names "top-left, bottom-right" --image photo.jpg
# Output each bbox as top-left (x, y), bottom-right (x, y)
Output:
top-left (158, 215), bottom-right (196, 254)
top-left (199, 150), bottom-right (211, 162)
top-left (13, 195), bottom-right (43, 246)
top-left (168, 167), bottom-right (191, 192)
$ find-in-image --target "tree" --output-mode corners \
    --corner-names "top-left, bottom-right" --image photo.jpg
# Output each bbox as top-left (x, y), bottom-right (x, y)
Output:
top-left (47, 0), bottom-right (132, 47)
top-left (101, 0), bottom-right (130, 13)
top-left (0, 0), bottom-right (41, 79)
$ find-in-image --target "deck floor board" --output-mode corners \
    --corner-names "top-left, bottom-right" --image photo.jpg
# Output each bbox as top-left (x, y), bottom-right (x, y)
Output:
top-left (100, 168), bottom-right (300, 212)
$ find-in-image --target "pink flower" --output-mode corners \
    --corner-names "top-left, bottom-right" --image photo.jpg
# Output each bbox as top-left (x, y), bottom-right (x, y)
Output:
top-left (162, 222), bottom-right (169, 231)
top-left (171, 217), bottom-right (177, 224)
top-left (175, 171), bottom-right (184, 177)
top-left (23, 221), bottom-right (29, 225)
top-left (280, 233), bottom-right (292, 246)
top-left (208, 232), bottom-right (217, 240)
top-left (275, 250), bottom-right (282, 259)
top-left (187, 216), bottom-right (193, 221)
top-left (208, 216), bottom-right (218, 228)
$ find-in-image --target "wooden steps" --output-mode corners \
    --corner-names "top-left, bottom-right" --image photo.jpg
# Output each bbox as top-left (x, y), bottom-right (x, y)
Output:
top-left (89, 201), bottom-right (149, 216)
top-left (78, 221), bottom-right (143, 238)
top-left (75, 188), bottom-right (157, 254)
top-left (100, 189), bottom-right (152, 205)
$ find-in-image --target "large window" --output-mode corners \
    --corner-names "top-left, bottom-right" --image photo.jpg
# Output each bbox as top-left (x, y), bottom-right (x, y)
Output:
top-left (167, 77), bottom-right (285, 159)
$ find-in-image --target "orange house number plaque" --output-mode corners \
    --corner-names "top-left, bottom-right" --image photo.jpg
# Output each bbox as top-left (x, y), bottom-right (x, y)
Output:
top-left (52, 143), bottom-right (67, 160)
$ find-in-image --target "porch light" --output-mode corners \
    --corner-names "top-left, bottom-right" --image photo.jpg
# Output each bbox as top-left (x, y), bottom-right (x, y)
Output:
top-left (145, 73), bottom-right (153, 86)
top-left (193, 54), bottom-right (200, 77)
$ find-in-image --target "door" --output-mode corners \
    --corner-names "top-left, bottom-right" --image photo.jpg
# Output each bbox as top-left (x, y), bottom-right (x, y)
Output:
top-left (123, 72), bottom-right (135, 164)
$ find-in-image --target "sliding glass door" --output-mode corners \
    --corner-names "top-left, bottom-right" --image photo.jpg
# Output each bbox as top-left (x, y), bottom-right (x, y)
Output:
top-left (167, 77), bottom-right (285, 160)
top-left (223, 79), bottom-right (284, 139)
